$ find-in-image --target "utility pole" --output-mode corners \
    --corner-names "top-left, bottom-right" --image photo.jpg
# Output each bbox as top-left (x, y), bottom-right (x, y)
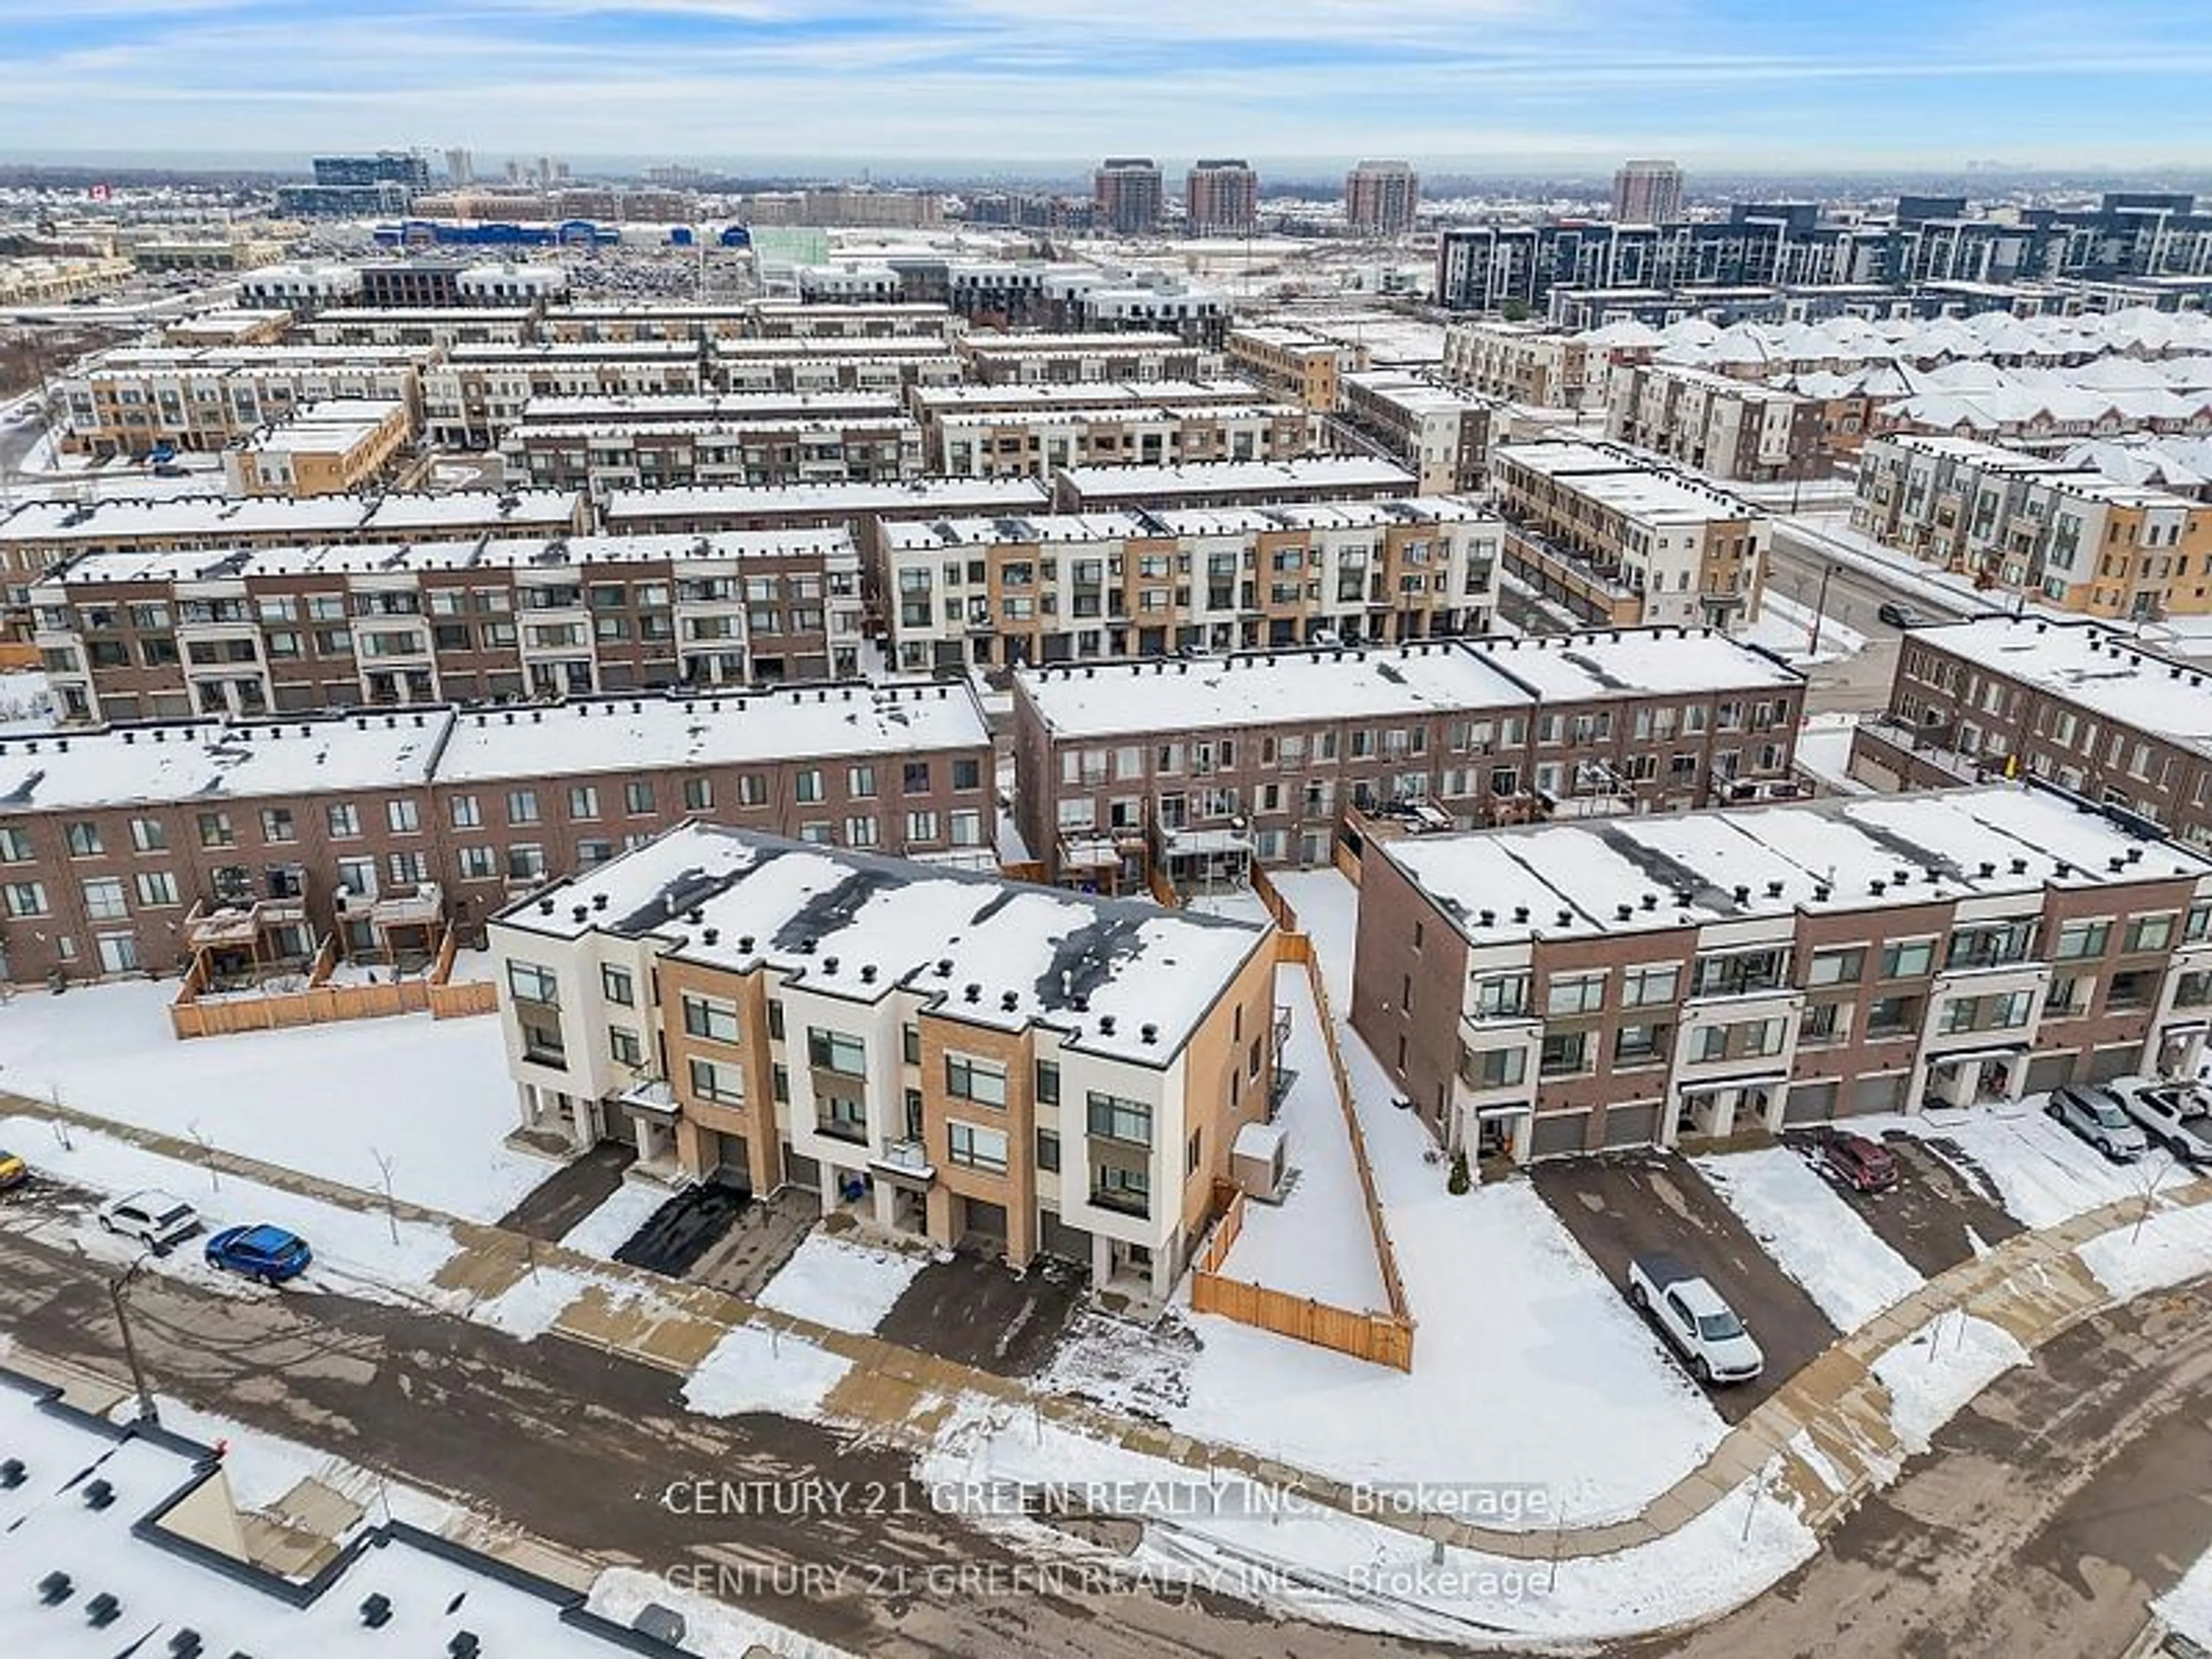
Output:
top-left (111, 1257), bottom-right (158, 1425)
top-left (1806, 562), bottom-right (1836, 657)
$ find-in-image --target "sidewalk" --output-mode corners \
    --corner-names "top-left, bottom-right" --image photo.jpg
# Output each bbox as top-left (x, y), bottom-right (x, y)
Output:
top-left (6, 1085), bottom-right (2210, 1566)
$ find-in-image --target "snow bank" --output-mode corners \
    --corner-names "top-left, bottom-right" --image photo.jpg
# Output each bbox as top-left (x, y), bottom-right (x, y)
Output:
top-left (2156, 1544), bottom-right (2212, 1650)
top-left (682, 1324), bottom-right (851, 1421)
top-left (1868, 1104), bottom-right (2154, 1229)
top-left (2076, 1200), bottom-right (2212, 1300)
top-left (755, 1231), bottom-right (928, 1335)
top-left (1869, 1311), bottom-right (2029, 1455)
top-left (1695, 1147), bottom-right (1923, 1328)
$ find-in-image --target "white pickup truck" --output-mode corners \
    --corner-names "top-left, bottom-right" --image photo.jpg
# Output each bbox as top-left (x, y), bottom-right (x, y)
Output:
top-left (1627, 1252), bottom-right (1765, 1385)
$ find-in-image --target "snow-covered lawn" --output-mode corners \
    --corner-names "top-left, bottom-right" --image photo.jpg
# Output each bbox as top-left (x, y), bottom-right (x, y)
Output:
top-left (682, 1323), bottom-right (852, 1420)
top-left (1695, 1146), bottom-right (1924, 1329)
top-left (1866, 1102), bottom-right (2167, 1229)
top-left (754, 1229), bottom-right (929, 1334)
top-left (2156, 1543), bottom-right (2212, 1651)
top-left (1217, 964), bottom-right (1387, 1310)
top-left (1869, 1310), bottom-right (2029, 1455)
top-left (2075, 1199), bottom-right (2212, 1301)
top-left (558, 1179), bottom-right (671, 1259)
top-left (1269, 866), bottom-right (1360, 1006)
top-left (0, 976), bottom-right (546, 1221)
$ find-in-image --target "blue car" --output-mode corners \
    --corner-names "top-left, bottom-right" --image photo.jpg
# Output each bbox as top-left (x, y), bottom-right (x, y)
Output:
top-left (203, 1224), bottom-right (313, 1284)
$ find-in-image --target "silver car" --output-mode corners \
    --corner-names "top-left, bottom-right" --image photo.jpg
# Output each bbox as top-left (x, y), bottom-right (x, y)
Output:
top-left (2048, 1085), bottom-right (2152, 1162)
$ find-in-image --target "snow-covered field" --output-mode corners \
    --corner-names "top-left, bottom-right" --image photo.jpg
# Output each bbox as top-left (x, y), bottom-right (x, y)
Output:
top-left (0, 976), bottom-right (546, 1221)
top-left (1695, 1146), bottom-right (1925, 1328)
top-left (1869, 1103), bottom-right (2165, 1229)
top-left (1217, 964), bottom-right (1388, 1310)
top-left (755, 1230), bottom-right (929, 1334)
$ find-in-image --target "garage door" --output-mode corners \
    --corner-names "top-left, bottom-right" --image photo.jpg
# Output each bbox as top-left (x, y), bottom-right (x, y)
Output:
top-left (784, 1150), bottom-right (820, 1192)
top-left (2087, 1044), bottom-right (2140, 1084)
top-left (1529, 1111), bottom-right (1590, 1158)
top-left (2022, 1052), bottom-right (2075, 1094)
top-left (1601, 1101), bottom-right (1662, 1148)
top-left (706, 1131), bottom-right (751, 1191)
top-left (962, 1198), bottom-right (1009, 1242)
top-left (1846, 1072), bottom-right (1906, 1116)
top-left (1783, 1080), bottom-right (1838, 1126)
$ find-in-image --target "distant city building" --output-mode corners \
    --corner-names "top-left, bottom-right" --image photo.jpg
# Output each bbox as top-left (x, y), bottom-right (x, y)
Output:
top-left (312, 152), bottom-right (430, 190)
top-left (445, 146), bottom-right (475, 187)
top-left (1612, 160), bottom-right (1684, 224)
top-left (1094, 157), bottom-right (1164, 236)
top-left (279, 151), bottom-right (429, 217)
top-left (1344, 161), bottom-right (1420, 237)
top-left (1184, 160), bottom-right (1258, 236)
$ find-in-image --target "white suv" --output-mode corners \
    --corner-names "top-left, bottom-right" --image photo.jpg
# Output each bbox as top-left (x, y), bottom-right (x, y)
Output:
top-left (97, 1190), bottom-right (202, 1252)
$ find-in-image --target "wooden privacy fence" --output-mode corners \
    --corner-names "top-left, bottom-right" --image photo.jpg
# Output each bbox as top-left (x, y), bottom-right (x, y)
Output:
top-left (170, 926), bottom-right (495, 1038)
top-left (1190, 1184), bottom-right (1416, 1371)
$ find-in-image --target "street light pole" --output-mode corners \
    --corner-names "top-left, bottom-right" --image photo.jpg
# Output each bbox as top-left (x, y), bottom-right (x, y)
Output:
top-left (111, 1257), bottom-right (158, 1426)
top-left (1807, 562), bottom-right (1836, 658)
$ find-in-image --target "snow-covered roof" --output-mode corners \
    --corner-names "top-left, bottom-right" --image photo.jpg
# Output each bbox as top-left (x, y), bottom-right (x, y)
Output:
top-left (1055, 456), bottom-right (1418, 501)
top-left (961, 331), bottom-right (1193, 354)
top-left (909, 378), bottom-right (1268, 412)
top-left (499, 823), bottom-right (1272, 1066)
top-left (602, 477), bottom-right (1052, 525)
top-left (434, 681), bottom-right (989, 783)
top-left (1388, 783), bottom-right (2210, 948)
top-left (1478, 627), bottom-right (1801, 698)
top-left (881, 497), bottom-right (1493, 552)
top-left (1490, 442), bottom-right (1762, 526)
top-left (931, 401), bottom-right (1299, 429)
top-left (0, 1372), bottom-right (695, 1658)
top-left (0, 491), bottom-right (584, 548)
top-left (1911, 615), bottom-right (2212, 757)
top-left (517, 390), bottom-right (906, 426)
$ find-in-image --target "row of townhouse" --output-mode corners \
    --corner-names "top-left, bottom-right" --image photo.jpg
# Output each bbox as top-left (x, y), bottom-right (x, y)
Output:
top-left (29, 527), bottom-right (866, 723)
top-left (708, 337), bottom-right (965, 395)
top-left (0, 489), bottom-right (588, 637)
top-left (1604, 362), bottom-right (1830, 483)
top-left (1011, 627), bottom-right (1806, 891)
top-left (1223, 324), bottom-right (1369, 411)
top-left (219, 397), bottom-right (415, 498)
top-left (486, 822), bottom-right (1275, 1294)
top-left (58, 344), bottom-right (431, 459)
top-left (539, 300), bottom-right (967, 344)
top-left (905, 377), bottom-right (1276, 461)
top-left (873, 496), bottom-right (1501, 673)
top-left (306, 307), bottom-right (535, 348)
top-left (499, 413), bottom-right (923, 493)
top-left (1851, 432), bottom-right (2212, 618)
top-left (952, 331), bottom-right (1227, 385)
top-left (1337, 370), bottom-right (1497, 493)
top-left (1853, 615), bottom-right (2212, 848)
top-left (0, 681), bottom-right (995, 985)
top-left (1441, 322), bottom-right (1604, 412)
top-left (926, 399), bottom-right (1312, 479)
top-left (1353, 782), bottom-right (2212, 1163)
top-left (1050, 456), bottom-right (1417, 513)
top-left (1488, 440), bottom-right (1770, 628)
top-left (423, 341), bottom-right (708, 447)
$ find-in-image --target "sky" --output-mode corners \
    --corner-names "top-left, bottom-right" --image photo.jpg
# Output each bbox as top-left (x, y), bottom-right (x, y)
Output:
top-left (1, 0), bottom-right (2209, 175)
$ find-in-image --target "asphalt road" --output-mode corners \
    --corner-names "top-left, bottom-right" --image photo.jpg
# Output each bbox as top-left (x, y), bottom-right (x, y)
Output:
top-left (1766, 520), bottom-right (1972, 718)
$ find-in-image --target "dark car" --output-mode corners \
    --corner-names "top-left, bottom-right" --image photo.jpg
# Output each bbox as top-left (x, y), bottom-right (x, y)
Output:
top-left (1877, 601), bottom-right (1925, 628)
top-left (1815, 1130), bottom-right (1900, 1193)
top-left (204, 1224), bottom-right (313, 1284)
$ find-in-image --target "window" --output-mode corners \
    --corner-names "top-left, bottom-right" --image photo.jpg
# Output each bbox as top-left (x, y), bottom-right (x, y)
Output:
top-left (608, 1025), bottom-right (644, 1067)
top-left (1035, 1060), bottom-right (1060, 1105)
top-left (806, 1028), bottom-right (865, 1075)
top-left (2054, 919), bottom-right (2110, 960)
top-left (1620, 964), bottom-right (1679, 1007)
top-left (1806, 948), bottom-right (1863, 987)
top-left (948, 1120), bottom-right (1009, 1173)
top-left (569, 786), bottom-right (600, 820)
top-left (1880, 939), bottom-right (1936, 980)
top-left (134, 870), bottom-right (179, 907)
top-left (259, 806), bottom-right (296, 844)
top-left (2126, 914), bottom-right (2176, 954)
top-left (1188, 1128), bottom-right (1204, 1176)
top-left (2107, 969), bottom-right (2153, 1010)
top-left (1546, 972), bottom-right (1606, 1016)
top-left (0, 825), bottom-right (29, 862)
top-left (327, 802), bottom-right (360, 838)
top-left (128, 817), bottom-right (166, 853)
top-left (1470, 972), bottom-right (1529, 1020)
top-left (1691, 948), bottom-right (1784, 998)
top-left (505, 845), bottom-right (546, 881)
top-left (65, 821), bottom-right (103, 857)
top-left (459, 846), bottom-right (495, 880)
top-left (817, 1094), bottom-right (866, 1143)
top-left (3, 881), bottom-right (47, 918)
top-left (601, 964), bottom-right (635, 1007)
top-left (906, 810), bottom-right (939, 844)
top-left (507, 789), bottom-right (540, 826)
top-left (81, 877), bottom-right (127, 921)
top-left (624, 781), bottom-right (654, 816)
top-left (903, 760), bottom-right (932, 794)
top-left (196, 810), bottom-right (234, 849)
top-left (1092, 1164), bottom-right (1149, 1216)
top-left (506, 961), bottom-right (559, 1005)
top-left (794, 769), bottom-right (823, 805)
top-left (1615, 1022), bottom-right (1670, 1064)
top-left (1539, 1031), bottom-right (1590, 1076)
top-left (945, 1054), bottom-right (1007, 1106)
top-left (953, 758), bottom-right (982, 791)
top-left (1461, 1046), bottom-right (1527, 1089)
top-left (518, 1010), bottom-right (566, 1069)
top-left (1036, 1128), bottom-right (1061, 1173)
top-left (683, 777), bottom-right (713, 811)
top-left (1945, 919), bottom-right (2036, 971)
top-left (681, 993), bottom-right (740, 1044)
top-left (688, 1055), bottom-right (744, 1104)
top-left (1800, 1001), bottom-right (1843, 1043)
top-left (767, 1001), bottom-right (785, 1040)
top-left (1086, 1092), bottom-right (1153, 1146)
top-left (844, 816), bottom-right (878, 849)
top-left (848, 765), bottom-right (876, 799)
top-left (1866, 995), bottom-right (1916, 1036)
top-left (387, 798), bottom-right (420, 834)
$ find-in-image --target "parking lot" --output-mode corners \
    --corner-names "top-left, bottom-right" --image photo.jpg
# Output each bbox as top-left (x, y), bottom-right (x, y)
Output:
top-left (1530, 1152), bottom-right (1838, 1421)
top-left (1780, 1128), bottom-right (2025, 1279)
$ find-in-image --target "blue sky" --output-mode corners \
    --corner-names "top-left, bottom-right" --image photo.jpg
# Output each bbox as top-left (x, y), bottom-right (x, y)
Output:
top-left (1, 0), bottom-right (2209, 173)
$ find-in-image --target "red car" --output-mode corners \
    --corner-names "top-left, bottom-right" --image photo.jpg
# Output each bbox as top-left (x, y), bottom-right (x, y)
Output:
top-left (1816, 1131), bottom-right (1900, 1193)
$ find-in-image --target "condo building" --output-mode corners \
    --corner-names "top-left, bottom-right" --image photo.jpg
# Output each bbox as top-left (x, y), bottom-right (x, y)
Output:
top-left (1339, 371), bottom-right (1497, 493)
top-left (1605, 362), bottom-right (1829, 483)
top-left (0, 681), bottom-right (994, 985)
top-left (1613, 160), bottom-right (1685, 225)
top-left (1012, 627), bottom-right (1805, 891)
top-left (1353, 784), bottom-right (2212, 1164)
top-left (1344, 161), bottom-right (1420, 237)
top-left (486, 824), bottom-right (1277, 1295)
top-left (1184, 160), bottom-right (1259, 237)
top-left (925, 398), bottom-right (1309, 479)
top-left (876, 495), bottom-right (1502, 673)
top-left (1094, 158), bottom-right (1165, 236)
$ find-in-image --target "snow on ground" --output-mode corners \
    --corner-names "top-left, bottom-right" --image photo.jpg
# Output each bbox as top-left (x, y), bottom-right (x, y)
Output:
top-left (2075, 1199), bottom-right (2212, 1301)
top-left (9, 1126), bottom-right (463, 1310)
top-left (1183, 885), bottom-right (1272, 927)
top-left (682, 1323), bottom-right (852, 1421)
top-left (1269, 867), bottom-right (1360, 1006)
top-left (2156, 1543), bottom-right (2212, 1651)
top-left (1865, 1102), bottom-right (2163, 1229)
top-left (1870, 1310), bottom-right (2029, 1456)
top-left (469, 1264), bottom-right (608, 1340)
top-left (1793, 710), bottom-right (1872, 795)
top-left (0, 668), bottom-right (54, 734)
top-left (590, 1566), bottom-right (857, 1659)
top-left (0, 976), bottom-right (546, 1221)
top-left (558, 1179), bottom-right (671, 1259)
top-left (1694, 1146), bottom-right (1924, 1328)
top-left (1217, 964), bottom-right (1387, 1310)
top-left (1740, 591), bottom-right (1868, 668)
top-left (754, 1229), bottom-right (930, 1334)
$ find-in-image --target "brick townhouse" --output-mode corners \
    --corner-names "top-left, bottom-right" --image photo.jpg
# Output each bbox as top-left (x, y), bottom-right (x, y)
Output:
top-left (1353, 783), bottom-right (2212, 1164)
top-left (0, 681), bottom-right (994, 984)
top-left (955, 331), bottom-right (1225, 385)
top-left (925, 398), bottom-right (1310, 479)
top-left (486, 823), bottom-right (1277, 1296)
top-left (423, 341), bottom-right (708, 447)
top-left (1012, 627), bottom-right (1805, 891)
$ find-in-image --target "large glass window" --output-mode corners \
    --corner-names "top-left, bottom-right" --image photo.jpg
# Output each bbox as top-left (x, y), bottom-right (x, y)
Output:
top-left (1086, 1092), bottom-right (1153, 1146)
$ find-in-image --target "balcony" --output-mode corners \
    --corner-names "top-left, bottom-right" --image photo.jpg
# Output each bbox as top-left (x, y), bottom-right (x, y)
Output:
top-left (869, 1138), bottom-right (937, 1185)
top-left (1089, 1183), bottom-right (1150, 1218)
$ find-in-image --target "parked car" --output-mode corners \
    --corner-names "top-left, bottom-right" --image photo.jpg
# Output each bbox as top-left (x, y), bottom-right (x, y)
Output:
top-left (2109, 1078), bottom-right (2212, 1165)
top-left (1627, 1252), bottom-right (1765, 1385)
top-left (1877, 601), bottom-right (1925, 628)
top-left (96, 1190), bottom-right (200, 1251)
top-left (2048, 1085), bottom-right (2152, 1161)
top-left (1813, 1130), bottom-right (1901, 1193)
top-left (0, 1151), bottom-right (26, 1192)
top-left (203, 1224), bottom-right (313, 1285)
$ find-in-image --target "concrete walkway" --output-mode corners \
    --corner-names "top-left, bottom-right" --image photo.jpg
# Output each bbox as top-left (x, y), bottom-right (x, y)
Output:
top-left (6, 1085), bottom-right (2208, 1566)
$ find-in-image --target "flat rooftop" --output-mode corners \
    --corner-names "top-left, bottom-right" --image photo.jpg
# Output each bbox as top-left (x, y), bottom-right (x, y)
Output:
top-left (603, 478), bottom-right (1053, 522)
top-left (518, 390), bottom-right (906, 425)
top-left (882, 497), bottom-right (1493, 551)
top-left (1387, 783), bottom-right (2210, 948)
top-left (910, 378), bottom-right (1270, 412)
top-left (960, 331), bottom-right (1192, 354)
top-left (933, 401), bottom-right (1300, 429)
top-left (1491, 442), bottom-right (1763, 525)
top-left (1477, 626), bottom-right (1802, 699)
top-left (1910, 615), bottom-right (2212, 756)
top-left (0, 1373), bottom-right (694, 1658)
top-left (498, 823), bottom-right (1271, 1066)
top-left (1056, 456), bottom-right (1418, 499)
top-left (0, 490), bottom-right (584, 547)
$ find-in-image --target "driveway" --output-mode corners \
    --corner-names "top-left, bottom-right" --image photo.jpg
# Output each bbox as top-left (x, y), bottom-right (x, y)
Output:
top-left (876, 1249), bottom-right (1088, 1377)
top-left (493, 1141), bottom-right (633, 1241)
top-left (1780, 1129), bottom-right (2024, 1279)
top-left (1529, 1152), bottom-right (1839, 1422)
